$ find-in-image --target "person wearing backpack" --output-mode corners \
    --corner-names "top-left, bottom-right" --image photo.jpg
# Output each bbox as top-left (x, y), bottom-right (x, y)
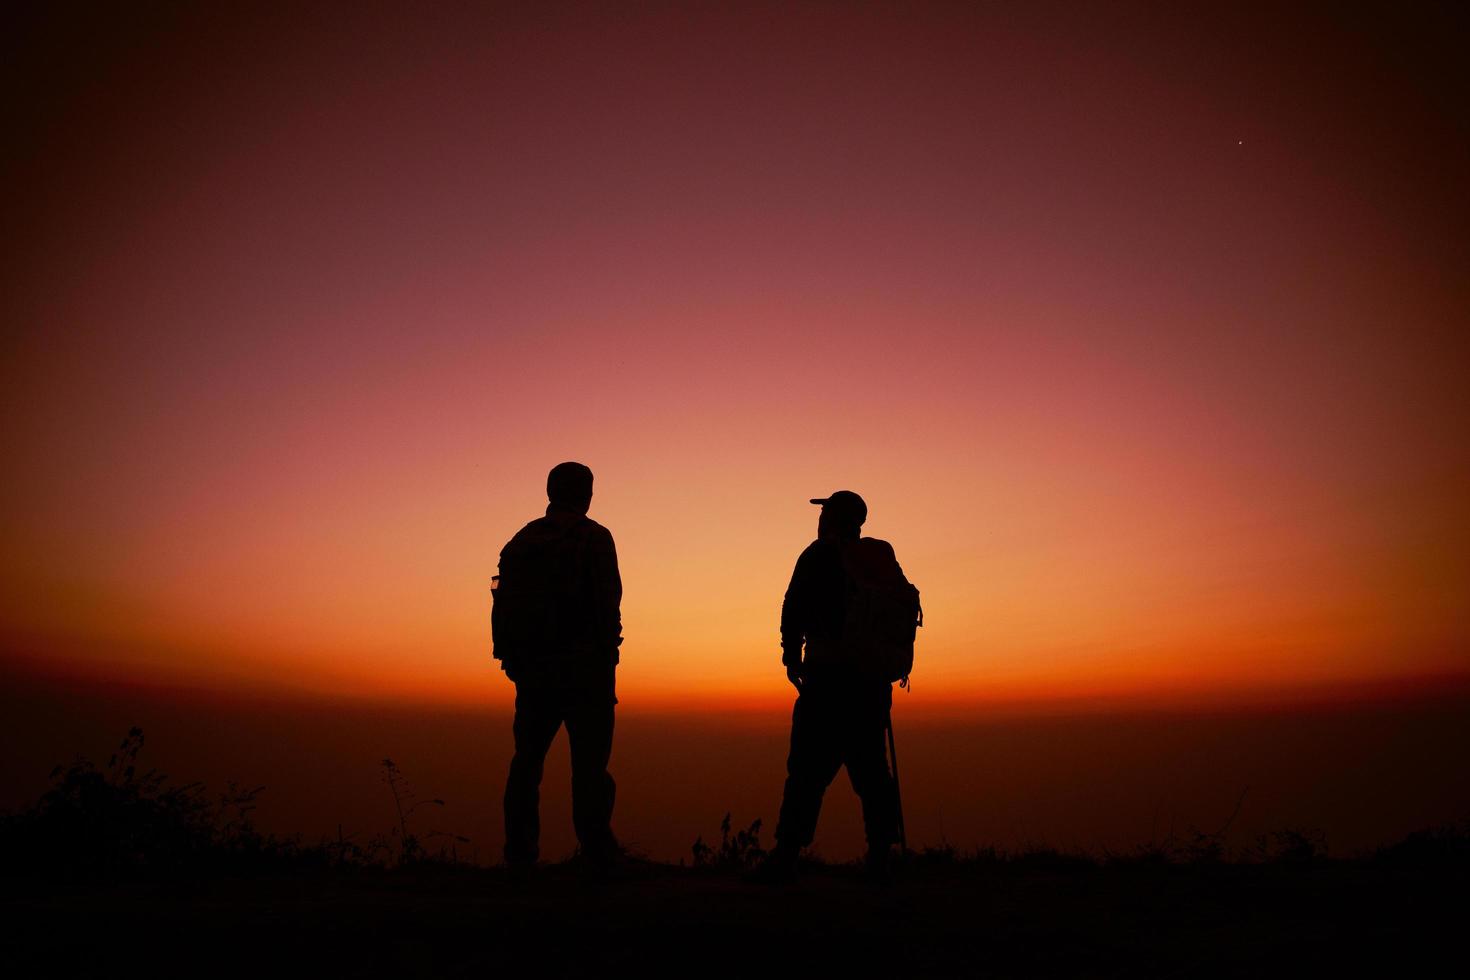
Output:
top-left (756, 489), bottom-right (921, 883)
top-left (492, 461), bottom-right (622, 869)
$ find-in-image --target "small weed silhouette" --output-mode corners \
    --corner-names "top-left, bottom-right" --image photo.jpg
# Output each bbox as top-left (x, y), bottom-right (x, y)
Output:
top-left (1113, 786), bottom-right (1252, 865)
top-left (379, 758), bottom-right (470, 865)
top-left (1374, 821), bottom-right (1470, 866)
top-left (691, 813), bottom-right (766, 870)
top-left (1251, 827), bottom-right (1327, 865)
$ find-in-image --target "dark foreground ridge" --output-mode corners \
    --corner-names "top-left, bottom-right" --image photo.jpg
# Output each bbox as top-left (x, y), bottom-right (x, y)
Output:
top-left (6, 844), bottom-right (1468, 978)
top-left (3, 730), bottom-right (1466, 977)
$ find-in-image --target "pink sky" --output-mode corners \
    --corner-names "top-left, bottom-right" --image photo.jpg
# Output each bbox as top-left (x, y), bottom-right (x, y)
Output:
top-left (3, 2), bottom-right (1466, 711)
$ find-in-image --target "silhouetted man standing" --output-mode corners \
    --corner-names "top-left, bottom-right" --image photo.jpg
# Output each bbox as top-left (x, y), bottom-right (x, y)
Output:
top-left (493, 462), bottom-right (622, 868)
top-left (760, 490), bottom-right (917, 882)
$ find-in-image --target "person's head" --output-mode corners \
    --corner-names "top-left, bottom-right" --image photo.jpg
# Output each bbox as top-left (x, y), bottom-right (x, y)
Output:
top-left (547, 461), bottom-right (594, 514)
top-left (811, 490), bottom-right (866, 541)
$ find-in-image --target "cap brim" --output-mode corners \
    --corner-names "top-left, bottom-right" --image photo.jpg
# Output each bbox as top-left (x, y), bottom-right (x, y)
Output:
top-left (809, 497), bottom-right (829, 506)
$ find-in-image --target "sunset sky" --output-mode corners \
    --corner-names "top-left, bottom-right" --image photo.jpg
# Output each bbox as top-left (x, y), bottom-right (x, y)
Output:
top-left (4, 2), bottom-right (1467, 714)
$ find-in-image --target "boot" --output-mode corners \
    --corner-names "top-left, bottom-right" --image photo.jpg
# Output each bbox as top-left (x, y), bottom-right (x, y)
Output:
top-left (747, 842), bottom-right (800, 885)
top-left (865, 844), bottom-right (894, 885)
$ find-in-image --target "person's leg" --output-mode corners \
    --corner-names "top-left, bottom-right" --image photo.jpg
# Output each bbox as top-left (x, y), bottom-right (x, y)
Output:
top-left (774, 691), bottom-right (844, 853)
top-left (564, 693), bottom-right (618, 859)
top-left (844, 725), bottom-right (898, 854)
top-left (503, 686), bottom-right (562, 866)
top-left (844, 689), bottom-right (898, 857)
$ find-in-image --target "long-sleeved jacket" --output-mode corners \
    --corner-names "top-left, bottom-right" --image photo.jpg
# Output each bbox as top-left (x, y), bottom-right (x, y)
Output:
top-left (781, 535), bottom-right (911, 681)
top-left (780, 537), bottom-right (849, 669)
top-left (493, 509), bottom-right (622, 682)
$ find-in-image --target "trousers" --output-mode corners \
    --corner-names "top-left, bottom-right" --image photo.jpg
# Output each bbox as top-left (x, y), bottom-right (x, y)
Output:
top-left (503, 680), bottom-right (617, 864)
top-left (774, 679), bottom-right (897, 851)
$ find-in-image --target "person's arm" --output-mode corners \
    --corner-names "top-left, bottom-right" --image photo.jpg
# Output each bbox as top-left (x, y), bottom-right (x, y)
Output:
top-left (780, 547), bottom-right (813, 690)
top-left (591, 528), bottom-right (624, 664)
top-left (491, 564), bottom-right (506, 660)
top-left (491, 537), bottom-right (519, 679)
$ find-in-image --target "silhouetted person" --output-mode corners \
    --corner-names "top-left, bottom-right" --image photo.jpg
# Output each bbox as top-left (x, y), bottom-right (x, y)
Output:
top-left (758, 490), bottom-right (919, 883)
top-left (492, 461), bottom-right (622, 868)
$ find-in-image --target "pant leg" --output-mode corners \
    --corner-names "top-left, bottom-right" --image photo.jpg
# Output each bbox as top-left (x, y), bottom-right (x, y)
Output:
top-left (503, 686), bottom-right (563, 865)
top-left (775, 691), bottom-right (845, 850)
top-left (843, 698), bottom-right (898, 851)
top-left (563, 693), bottom-right (618, 857)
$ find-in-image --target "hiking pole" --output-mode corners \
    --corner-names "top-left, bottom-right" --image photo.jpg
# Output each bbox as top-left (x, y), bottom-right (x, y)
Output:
top-left (886, 711), bottom-right (907, 854)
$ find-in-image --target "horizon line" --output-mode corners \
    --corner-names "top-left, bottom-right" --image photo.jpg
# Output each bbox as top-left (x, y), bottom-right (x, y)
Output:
top-left (5, 650), bottom-right (1468, 721)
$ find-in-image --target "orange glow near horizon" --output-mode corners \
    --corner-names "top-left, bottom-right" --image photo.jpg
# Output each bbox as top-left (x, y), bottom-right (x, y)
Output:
top-left (3, 4), bottom-right (1467, 713)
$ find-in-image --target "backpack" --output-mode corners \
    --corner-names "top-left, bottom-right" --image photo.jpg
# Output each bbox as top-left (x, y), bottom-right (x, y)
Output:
top-left (491, 518), bottom-right (597, 673)
top-left (840, 538), bottom-right (923, 685)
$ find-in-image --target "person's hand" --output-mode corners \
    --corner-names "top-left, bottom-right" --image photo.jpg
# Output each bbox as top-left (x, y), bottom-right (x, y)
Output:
top-left (786, 664), bottom-right (804, 693)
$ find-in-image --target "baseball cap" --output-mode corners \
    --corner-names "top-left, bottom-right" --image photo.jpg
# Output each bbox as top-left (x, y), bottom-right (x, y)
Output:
top-left (809, 489), bottom-right (867, 526)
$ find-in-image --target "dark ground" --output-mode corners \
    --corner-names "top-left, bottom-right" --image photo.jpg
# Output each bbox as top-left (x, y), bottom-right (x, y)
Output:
top-left (4, 704), bottom-right (1468, 977)
top-left (7, 673), bottom-right (1470, 865)
top-left (5, 850), bottom-right (1464, 978)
